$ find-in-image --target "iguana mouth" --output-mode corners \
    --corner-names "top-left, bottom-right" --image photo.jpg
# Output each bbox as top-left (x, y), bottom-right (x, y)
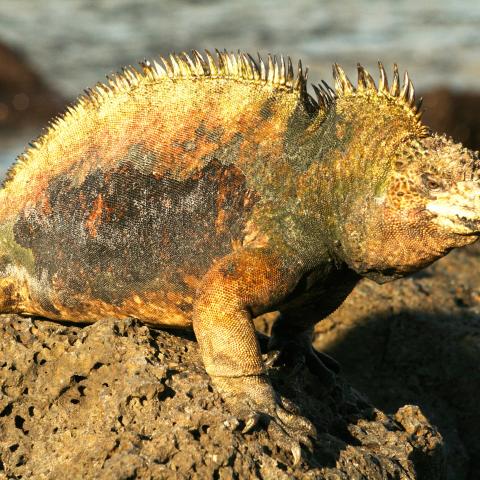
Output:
top-left (426, 195), bottom-right (480, 235)
top-left (458, 217), bottom-right (480, 234)
top-left (424, 180), bottom-right (480, 234)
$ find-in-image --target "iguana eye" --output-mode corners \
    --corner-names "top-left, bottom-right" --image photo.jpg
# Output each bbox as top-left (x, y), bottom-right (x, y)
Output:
top-left (421, 173), bottom-right (442, 191)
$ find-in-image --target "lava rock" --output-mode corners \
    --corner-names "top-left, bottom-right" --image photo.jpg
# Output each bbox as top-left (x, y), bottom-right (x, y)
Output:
top-left (0, 315), bottom-right (444, 479)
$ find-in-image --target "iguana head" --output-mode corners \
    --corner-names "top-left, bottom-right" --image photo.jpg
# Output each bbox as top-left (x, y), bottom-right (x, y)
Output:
top-left (388, 134), bottom-right (480, 236)
top-left (314, 63), bottom-right (480, 281)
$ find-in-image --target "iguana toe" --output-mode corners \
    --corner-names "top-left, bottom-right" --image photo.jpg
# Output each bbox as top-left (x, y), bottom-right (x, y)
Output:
top-left (312, 349), bottom-right (340, 373)
top-left (278, 394), bottom-right (301, 415)
top-left (242, 412), bottom-right (261, 433)
top-left (263, 349), bottom-right (282, 368)
top-left (267, 412), bottom-right (315, 463)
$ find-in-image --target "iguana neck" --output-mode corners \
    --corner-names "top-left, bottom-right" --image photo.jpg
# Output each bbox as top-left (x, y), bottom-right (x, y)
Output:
top-left (291, 98), bottom-right (418, 269)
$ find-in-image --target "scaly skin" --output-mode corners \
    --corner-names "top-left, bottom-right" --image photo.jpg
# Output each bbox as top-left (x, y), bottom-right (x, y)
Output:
top-left (1, 51), bottom-right (479, 462)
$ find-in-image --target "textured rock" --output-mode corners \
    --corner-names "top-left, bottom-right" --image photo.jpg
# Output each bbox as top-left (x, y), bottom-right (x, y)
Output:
top-left (0, 315), bottom-right (444, 479)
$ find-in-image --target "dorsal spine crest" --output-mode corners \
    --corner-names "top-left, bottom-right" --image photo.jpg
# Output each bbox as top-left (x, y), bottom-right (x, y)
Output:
top-left (3, 50), bottom-right (429, 188)
top-left (329, 61), bottom-right (427, 135)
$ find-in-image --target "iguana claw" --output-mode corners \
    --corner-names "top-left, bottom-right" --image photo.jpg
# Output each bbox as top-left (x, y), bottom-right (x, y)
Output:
top-left (242, 413), bottom-right (261, 433)
top-left (212, 374), bottom-right (316, 463)
top-left (265, 344), bottom-right (338, 387)
top-left (262, 349), bottom-right (281, 368)
top-left (291, 443), bottom-right (302, 466)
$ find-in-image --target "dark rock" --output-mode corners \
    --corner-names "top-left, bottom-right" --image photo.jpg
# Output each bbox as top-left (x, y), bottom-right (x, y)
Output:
top-left (421, 88), bottom-right (480, 151)
top-left (0, 41), bottom-right (65, 131)
top-left (316, 241), bottom-right (480, 479)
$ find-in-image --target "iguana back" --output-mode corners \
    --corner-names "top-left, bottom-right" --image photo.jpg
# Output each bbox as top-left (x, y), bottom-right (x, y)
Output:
top-left (0, 51), bottom-right (315, 325)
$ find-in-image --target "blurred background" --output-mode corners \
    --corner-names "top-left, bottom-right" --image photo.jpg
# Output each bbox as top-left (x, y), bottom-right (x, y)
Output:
top-left (1, 0), bottom-right (480, 176)
top-left (1, 1), bottom-right (480, 478)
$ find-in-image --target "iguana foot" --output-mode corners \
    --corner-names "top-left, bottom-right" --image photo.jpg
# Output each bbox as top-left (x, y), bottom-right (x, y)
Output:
top-left (212, 374), bottom-right (316, 464)
top-left (266, 333), bottom-right (339, 387)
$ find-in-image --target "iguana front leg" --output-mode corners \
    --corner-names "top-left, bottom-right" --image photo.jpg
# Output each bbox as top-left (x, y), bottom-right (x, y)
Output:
top-left (193, 247), bottom-right (316, 460)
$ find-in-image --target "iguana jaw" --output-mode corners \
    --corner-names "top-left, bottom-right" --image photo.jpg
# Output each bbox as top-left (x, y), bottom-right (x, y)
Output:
top-left (426, 181), bottom-right (480, 235)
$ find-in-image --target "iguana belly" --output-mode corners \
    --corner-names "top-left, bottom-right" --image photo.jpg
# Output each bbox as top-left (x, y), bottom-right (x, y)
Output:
top-left (0, 153), bottom-right (260, 326)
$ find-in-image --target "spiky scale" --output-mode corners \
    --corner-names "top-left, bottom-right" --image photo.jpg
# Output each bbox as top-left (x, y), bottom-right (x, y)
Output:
top-left (321, 80), bottom-right (335, 100)
top-left (378, 61), bottom-right (389, 93)
top-left (416, 96), bottom-right (423, 113)
top-left (391, 63), bottom-right (400, 96)
top-left (400, 71), bottom-right (410, 100)
top-left (205, 50), bottom-right (217, 76)
top-left (287, 57), bottom-right (294, 86)
top-left (312, 84), bottom-right (324, 108)
top-left (259, 54), bottom-right (266, 81)
top-left (245, 53), bottom-right (256, 80)
top-left (408, 80), bottom-right (415, 106)
top-left (192, 50), bottom-right (205, 76)
top-left (169, 53), bottom-right (182, 77)
top-left (279, 55), bottom-right (286, 86)
top-left (153, 59), bottom-right (167, 77)
top-left (273, 55), bottom-right (282, 85)
top-left (333, 63), bottom-right (354, 94)
top-left (182, 52), bottom-right (196, 75)
top-left (293, 59), bottom-right (304, 91)
top-left (357, 64), bottom-right (368, 91)
top-left (247, 53), bottom-right (260, 82)
top-left (360, 65), bottom-right (376, 90)
top-left (229, 51), bottom-right (238, 76)
top-left (267, 54), bottom-right (275, 84)
top-left (303, 66), bottom-right (309, 82)
top-left (225, 51), bottom-right (235, 76)
top-left (160, 57), bottom-right (173, 78)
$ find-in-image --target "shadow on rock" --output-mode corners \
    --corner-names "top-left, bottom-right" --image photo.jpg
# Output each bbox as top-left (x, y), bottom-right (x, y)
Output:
top-left (318, 307), bottom-right (480, 480)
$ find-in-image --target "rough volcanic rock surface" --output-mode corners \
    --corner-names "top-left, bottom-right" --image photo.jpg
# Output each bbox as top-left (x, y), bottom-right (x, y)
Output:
top-left (0, 315), bottom-right (444, 479)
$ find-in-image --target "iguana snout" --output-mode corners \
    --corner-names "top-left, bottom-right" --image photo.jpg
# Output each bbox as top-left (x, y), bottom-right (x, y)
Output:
top-left (417, 135), bottom-right (480, 236)
top-left (426, 180), bottom-right (480, 235)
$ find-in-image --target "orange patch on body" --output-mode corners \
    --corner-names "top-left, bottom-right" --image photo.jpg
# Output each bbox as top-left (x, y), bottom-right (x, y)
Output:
top-left (242, 219), bottom-right (270, 249)
top-left (39, 194), bottom-right (52, 216)
top-left (215, 209), bottom-right (227, 234)
top-left (85, 194), bottom-right (105, 237)
top-left (182, 274), bottom-right (201, 290)
top-left (18, 287), bottom-right (194, 328)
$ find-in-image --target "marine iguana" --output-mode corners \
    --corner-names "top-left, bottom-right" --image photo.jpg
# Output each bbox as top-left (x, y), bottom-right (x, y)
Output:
top-left (1, 50), bottom-right (479, 462)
